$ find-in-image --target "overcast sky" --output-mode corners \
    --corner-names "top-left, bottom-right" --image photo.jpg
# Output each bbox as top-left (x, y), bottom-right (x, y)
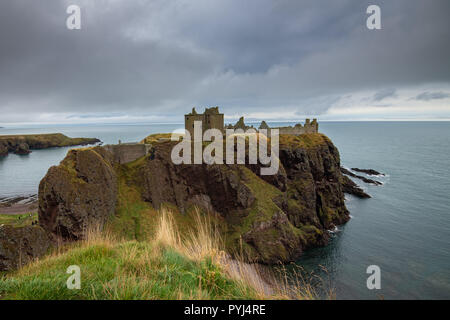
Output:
top-left (0, 0), bottom-right (449, 125)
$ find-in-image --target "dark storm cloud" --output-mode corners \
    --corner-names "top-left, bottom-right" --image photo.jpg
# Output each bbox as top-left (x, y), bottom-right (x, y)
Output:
top-left (0, 0), bottom-right (449, 123)
top-left (415, 91), bottom-right (450, 101)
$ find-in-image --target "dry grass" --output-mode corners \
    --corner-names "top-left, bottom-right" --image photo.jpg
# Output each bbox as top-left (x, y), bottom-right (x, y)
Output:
top-left (1, 206), bottom-right (327, 300)
top-left (154, 208), bottom-right (322, 300)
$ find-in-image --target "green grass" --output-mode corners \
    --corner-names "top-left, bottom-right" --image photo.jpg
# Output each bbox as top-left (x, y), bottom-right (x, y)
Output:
top-left (0, 173), bottom-right (257, 300)
top-left (0, 133), bottom-right (327, 300)
top-left (279, 133), bottom-right (330, 149)
top-left (0, 212), bottom-right (37, 228)
top-left (0, 241), bottom-right (256, 300)
top-left (0, 178), bottom-right (258, 300)
top-left (140, 133), bottom-right (173, 144)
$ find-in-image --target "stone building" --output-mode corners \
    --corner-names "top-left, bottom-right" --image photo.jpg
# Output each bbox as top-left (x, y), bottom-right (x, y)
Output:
top-left (184, 107), bottom-right (224, 137)
top-left (103, 143), bottom-right (152, 164)
top-left (184, 107), bottom-right (318, 138)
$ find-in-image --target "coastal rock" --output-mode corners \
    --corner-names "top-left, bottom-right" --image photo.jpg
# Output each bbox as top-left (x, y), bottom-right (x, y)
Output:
top-left (14, 142), bottom-right (31, 155)
top-left (38, 147), bottom-right (117, 240)
top-left (278, 136), bottom-right (350, 230)
top-left (135, 133), bottom-right (350, 263)
top-left (36, 132), bottom-right (361, 264)
top-left (351, 168), bottom-right (384, 176)
top-left (138, 146), bottom-right (256, 214)
top-left (0, 143), bottom-right (8, 156)
top-left (0, 225), bottom-right (51, 271)
top-left (242, 210), bottom-right (304, 264)
top-left (341, 175), bottom-right (371, 198)
top-left (340, 167), bottom-right (382, 186)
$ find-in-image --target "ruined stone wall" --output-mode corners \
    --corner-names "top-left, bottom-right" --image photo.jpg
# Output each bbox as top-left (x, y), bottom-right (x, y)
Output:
top-left (261, 119), bottom-right (318, 137)
top-left (278, 124), bottom-right (318, 135)
top-left (185, 114), bottom-right (203, 138)
top-left (102, 143), bottom-right (151, 164)
top-left (204, 113), bottom-right (224, 132)
top-left (185, 113), bottom-right (224, 138)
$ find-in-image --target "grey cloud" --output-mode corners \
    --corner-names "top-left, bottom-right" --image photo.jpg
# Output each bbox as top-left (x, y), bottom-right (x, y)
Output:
top-left (373, 88), bottom-right (397, 101)
top-left (415, 91), bottom-right (450, 101)
top-left (0, 0), bottom-right (449, 123)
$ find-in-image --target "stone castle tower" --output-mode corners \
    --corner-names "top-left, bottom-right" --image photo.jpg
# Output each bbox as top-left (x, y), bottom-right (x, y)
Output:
top-left (184, 107), bottom-right (224, 137)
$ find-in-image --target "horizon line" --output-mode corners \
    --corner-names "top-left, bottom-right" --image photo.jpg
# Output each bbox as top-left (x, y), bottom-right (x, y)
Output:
top-left (2, 118), bottom-right (450, 128)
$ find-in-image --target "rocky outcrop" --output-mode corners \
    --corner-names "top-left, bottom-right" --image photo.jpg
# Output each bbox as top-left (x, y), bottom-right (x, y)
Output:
top-left (36, 133), bottom-right (367, 264)
top-left (0, 133), bottom-right (100, 156)
top-left (14, 142), bottom-right (31, 155)
top-left (0, 143), bottom-right (8, 156)
top-left (341, 175), bottom-right (371, 199)
top-left (0, 225), bottom-right (50, 271)
top-left (351, 168), bottom-right (384, 176)
top-left (134, 133), bottom-right (352, 263)
top-left (340, 167), bottom-right (382, 186)
top-left (38, 147), bottom-right (117, 240)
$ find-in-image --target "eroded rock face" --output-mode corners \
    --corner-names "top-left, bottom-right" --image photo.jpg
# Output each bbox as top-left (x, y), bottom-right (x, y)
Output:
top-left (38, 147), bottom-right (117, 240)
top-left (135, 134), bottom-right (350, 263)
top-left (15, 142), bottom-right (31, 155)
top-left (278, 139), bottom-right (350, 230)
top-left (138, 149), bottom-right (255, 214)
top-left (0, 143), bottom-right (8, 156)
top-left (341, 175), bottom-right (371, 198)
top-left (36, 133), bottom-right (354, 264)
top-left (0, 225), bottom-right (50, 271)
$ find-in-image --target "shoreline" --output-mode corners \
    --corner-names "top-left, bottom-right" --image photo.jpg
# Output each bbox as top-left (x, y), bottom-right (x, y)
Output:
top-left (0, 194), bottom-right (38, 215)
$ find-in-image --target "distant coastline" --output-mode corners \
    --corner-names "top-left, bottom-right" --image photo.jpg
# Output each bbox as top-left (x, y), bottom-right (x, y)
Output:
top-left (0, 133), bottom-right (100, 156)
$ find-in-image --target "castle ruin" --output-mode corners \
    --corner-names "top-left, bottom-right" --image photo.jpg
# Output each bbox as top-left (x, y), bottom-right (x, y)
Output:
top-left (262, 118), bottom-right (318, 137)
top-left (184, 107), bottom-right (318, 137)
top-left (185, 107), bottom-right (224, 138)
top-left (99, 108), bottom-right (317, 164)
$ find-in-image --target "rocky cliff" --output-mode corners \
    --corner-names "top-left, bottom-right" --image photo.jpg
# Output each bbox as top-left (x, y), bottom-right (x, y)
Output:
top-left (136, 134), bottom-right (354, 263)
top-left (0, 225), bottom-right (50, 271)
top-left (37, 133), bottom-right (365, 264)
top-left (0, 133), bottom-right (100, 156)
top-left (38, 147), bottom-right (117, 240)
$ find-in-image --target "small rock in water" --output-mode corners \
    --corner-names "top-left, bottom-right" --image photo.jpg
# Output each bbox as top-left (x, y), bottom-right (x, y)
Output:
top-left (351, 168), bottom-right (384, 176)
top-left (341, 167), bottom-right (382, 185)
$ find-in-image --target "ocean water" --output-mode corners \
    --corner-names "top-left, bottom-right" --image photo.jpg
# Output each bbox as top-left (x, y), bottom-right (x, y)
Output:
top-left (0, 124), bottom-right (182, 197)
top-left (296, 122), bottom-right (450, 299)
top-left (0, 122), bottom-right (449, 299)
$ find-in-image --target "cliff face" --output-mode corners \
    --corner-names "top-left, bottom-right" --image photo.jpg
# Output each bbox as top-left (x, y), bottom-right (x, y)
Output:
top-left (0, 133), bottom-right (100, 156)
top-left (38, 133), bottom-right (354, 264)
top-left (137, 134), bottom-right (349, 263)
top-left (38, 147), bottom-right (117, 240)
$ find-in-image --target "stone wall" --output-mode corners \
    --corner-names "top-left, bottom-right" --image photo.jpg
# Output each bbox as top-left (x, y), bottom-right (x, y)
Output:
top-left (261, 119), bottom-right (318, 137)
top-left (102, 143), bottom-right (151, 164)
top-left (185, 113), bottom-right (204, 138)
top-left (185, 107), bottom-right (224, 138)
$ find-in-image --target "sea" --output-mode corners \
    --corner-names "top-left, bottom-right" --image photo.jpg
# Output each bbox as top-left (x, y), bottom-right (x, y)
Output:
top-left (0, 121), bottom-right (449, 299)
